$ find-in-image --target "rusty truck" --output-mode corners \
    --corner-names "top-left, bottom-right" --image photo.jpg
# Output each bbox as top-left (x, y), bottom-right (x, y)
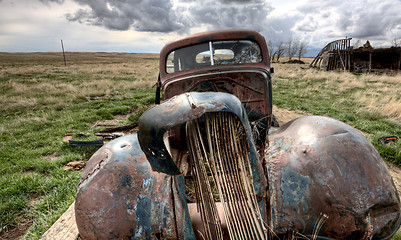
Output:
top-left (75, 29), bottom-right (401, 239)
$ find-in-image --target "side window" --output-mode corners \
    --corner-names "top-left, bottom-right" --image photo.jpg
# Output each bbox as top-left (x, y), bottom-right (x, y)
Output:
top-left (166, 52), bottom-right (176, 73)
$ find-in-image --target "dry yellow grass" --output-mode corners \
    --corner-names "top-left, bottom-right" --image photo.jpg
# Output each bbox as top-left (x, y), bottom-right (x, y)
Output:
top-left (3, 53), bottom-right (400, 240)
top-left (1, 52), bottom-right (400, 120)
top-left (0, 52), bottom-right (159, 112)
top-left (272, 61), bottom-right (401, 121)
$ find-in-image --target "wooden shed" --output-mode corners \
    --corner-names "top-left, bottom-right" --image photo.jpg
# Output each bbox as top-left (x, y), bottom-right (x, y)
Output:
top-left (310, 39), bottom-right (401, 73)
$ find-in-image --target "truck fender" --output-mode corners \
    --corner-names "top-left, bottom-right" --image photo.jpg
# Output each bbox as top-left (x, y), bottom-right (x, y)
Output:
top-left (266, 116), bottom-right (401, 239)
top-left (75, 134), bottom-right (194, 239)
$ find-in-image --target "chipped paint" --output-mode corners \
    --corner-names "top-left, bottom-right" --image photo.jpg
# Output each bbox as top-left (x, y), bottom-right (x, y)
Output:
top-left (274, 138), bottom-right (292, 152)
top-left (75, 29), bottom-right (401, 240)
top-left (75, 134), bottom-right (181, 239)
top-left (134, 195), bottom-right (152, 239)
top-left (281, 166), bottom-right (311, 208)
top-left (266, 116), bottom-right (401, 239)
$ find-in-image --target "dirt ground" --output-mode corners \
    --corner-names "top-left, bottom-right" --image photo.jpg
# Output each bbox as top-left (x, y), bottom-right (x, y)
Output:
top-left (273, 105), bottom-right (401, 194)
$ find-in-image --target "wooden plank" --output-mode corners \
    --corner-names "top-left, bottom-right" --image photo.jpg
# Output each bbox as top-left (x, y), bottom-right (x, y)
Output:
top-left (40, 202), bottom-right (79, 240)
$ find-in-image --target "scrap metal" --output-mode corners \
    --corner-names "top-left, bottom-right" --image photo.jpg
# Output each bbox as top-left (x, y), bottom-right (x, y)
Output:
top-left (75, 29), bottom-right (401, 239)
top-left (266, 116), bottom-right (401, 239)
top-left (186, 112), bottom-right (269, 239)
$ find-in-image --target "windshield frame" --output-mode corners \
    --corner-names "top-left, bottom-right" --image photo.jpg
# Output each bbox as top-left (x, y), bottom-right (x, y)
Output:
top-left (165, 39), bottom-right (263, 74)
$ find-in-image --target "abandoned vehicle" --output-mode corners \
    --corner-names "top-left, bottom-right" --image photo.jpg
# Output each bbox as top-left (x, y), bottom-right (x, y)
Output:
top-left (75, 29), bottom-right (401, 239)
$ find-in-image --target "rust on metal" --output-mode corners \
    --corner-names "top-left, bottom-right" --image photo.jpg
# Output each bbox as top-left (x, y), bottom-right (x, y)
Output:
top-left (266, 116), bottom-right (401, 239)
top-left (75, 134), bottom-right (194, 239)
top-left (137, 92), bottom-right (261, 177)
top-left (75, 29), bottom-right (401, 239)
top-left (159, 29), bottom-right (274, 129)
top-left (186, 112), bottom-right (269, 239)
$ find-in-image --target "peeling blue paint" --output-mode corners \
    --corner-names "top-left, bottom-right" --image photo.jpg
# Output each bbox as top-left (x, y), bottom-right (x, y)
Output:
top-left (142, 177), bottom-right (153, 189)
top-left (133, 195), bottom-right (152, 239)
top-left (281, 166), bottom-right (311, 208)
top-left (173, 175), bottom-right (196, 240)
top-left (275, 138), bottom-right (292, 152)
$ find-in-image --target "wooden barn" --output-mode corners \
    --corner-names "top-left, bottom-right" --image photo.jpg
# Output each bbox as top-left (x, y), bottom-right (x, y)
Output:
top-left (310, 38), bottom-right (401, 73)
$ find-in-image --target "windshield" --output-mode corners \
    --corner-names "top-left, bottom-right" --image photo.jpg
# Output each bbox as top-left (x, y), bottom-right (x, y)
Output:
top-left (166, 40), bottom-right (262, 73)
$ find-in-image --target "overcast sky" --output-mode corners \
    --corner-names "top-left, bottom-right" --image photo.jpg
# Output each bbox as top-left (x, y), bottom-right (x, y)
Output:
top-left (1, 0), bottom-right (401, 56)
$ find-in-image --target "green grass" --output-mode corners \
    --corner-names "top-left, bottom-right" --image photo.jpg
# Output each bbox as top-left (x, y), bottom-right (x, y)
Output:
top-left (0, 52), bottom-right (157, 239)
top-left (394, 230), bottom-right (401, 240)
top-left (272, 67), bottom-right (401, 165)
top-left (0, 87), bottom-right (155, 238)
top-left (0, 53), bottom-right (400, 239)
top-left (272, 64), bottom-right (401, 239)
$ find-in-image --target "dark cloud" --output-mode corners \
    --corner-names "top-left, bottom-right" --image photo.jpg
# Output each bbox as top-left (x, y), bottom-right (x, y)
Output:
top-left (64, 0), bottom-right (275, 37)
top-left (185, 0), bottom-right (273, 32)
top-left (59, 0), bottom-right (401, 52)
top-left (66, 0), bottom-right (185, 32)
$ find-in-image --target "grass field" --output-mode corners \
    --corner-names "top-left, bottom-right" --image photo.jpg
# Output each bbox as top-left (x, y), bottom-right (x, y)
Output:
top-left (0, 53), bottom-right (400, 239)
top-left (0, 52), bottom-right (158, 239)
top-left (272, 60), bottom-right (401, 165)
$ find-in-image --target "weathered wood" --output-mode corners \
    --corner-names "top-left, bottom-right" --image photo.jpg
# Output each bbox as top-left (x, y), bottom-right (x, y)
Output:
top-left (310, 38), bottom-right (352, 71)
top-left (369, 52), bottom-right (372, 72)
top-left (40, 202), bottom-right (79, 240)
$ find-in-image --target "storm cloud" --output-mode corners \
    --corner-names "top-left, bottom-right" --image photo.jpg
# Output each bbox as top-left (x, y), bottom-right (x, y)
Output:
top-left (2, 0), bottom-right (401, 53)
top-left (62, 0), bottom-right (401, 46)
top-left (183, 0), bottom-right (273, 31)
top-left (64, 0), bottom-right (274, 33)
top-left (66, 0), bottom-right (185, 32)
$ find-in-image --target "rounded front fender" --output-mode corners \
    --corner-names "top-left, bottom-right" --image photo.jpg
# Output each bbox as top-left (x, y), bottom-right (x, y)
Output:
top-left (75, 134), bottom-right (194, 239)
top-left (266, 116), bottom-right (401, 239)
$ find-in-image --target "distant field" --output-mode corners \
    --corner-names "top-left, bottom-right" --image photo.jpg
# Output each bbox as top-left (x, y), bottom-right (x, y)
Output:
top-left (0, 52), bottom-right (400, 239)
top-left (0, 52), bottom-right (158, 239)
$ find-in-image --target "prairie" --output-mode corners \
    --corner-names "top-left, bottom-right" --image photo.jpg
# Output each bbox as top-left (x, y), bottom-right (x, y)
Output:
top-left (0, 52), bottom-right (158, 239)
top-left (0, 52), bottom-right (400, 239)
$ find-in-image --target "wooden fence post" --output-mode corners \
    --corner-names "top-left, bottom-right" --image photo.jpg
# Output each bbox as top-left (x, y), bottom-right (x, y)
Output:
top-left (61, 40), bottom-right (67, 66)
